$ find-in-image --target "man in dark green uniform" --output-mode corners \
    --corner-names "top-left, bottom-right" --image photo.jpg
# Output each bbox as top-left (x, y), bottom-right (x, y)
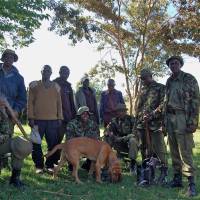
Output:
top-left (104, 103), bottom-right (138, 173)
top-left (164, 56), bottom-right (199, 197)
top-left (135, 68), bottom-right (168, 184)
top-left (0, 99), bottom-right (32, 188)
top-left (66, 106), bottom-right (100, 171)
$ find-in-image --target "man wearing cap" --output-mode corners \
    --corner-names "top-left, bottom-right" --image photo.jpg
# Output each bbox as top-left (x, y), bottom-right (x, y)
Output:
top-left (66, 106), bottom-right (100, 171)
top-left (54, 66), bottom-right (76, 143)
top-left (100, 79), bottom-right (125, 127)
top-left (75, 75), bottom-right (99, 124)
top-left (28, 65), bottom-right (63, 174)
top-left (104, 103), bottom-right (138, 173)
top-left (135, 68), bottom-right (168, 185)
top-left (0, 49), bottom-right (32, 188)
top-left (164, 56), bottom-right (199, 196)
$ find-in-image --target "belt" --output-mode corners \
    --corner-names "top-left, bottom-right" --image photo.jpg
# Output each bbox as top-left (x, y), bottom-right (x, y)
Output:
top-left (166, 108), bottom-right (184, 115)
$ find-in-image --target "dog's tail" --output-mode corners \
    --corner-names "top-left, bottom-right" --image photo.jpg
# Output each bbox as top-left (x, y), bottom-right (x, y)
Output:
top-left (44, 143), bottom-right (64, 158)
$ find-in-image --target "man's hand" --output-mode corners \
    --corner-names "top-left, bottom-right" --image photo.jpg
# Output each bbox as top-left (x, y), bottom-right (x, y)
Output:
top-left (186, 125), bottom-right (197, 134)
top-left (104, 130), bottom-right (113, 137)
top-left (28, 119), bottom-right (35, 128)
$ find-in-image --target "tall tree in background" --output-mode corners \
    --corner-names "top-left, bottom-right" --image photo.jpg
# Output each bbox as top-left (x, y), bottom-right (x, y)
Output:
top-left (50, 0), bottom-right (200, 114)
top-left (0, 0), bottom-right (48, 49)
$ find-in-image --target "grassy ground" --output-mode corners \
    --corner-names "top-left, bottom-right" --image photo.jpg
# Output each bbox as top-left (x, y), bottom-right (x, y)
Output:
top-left (0, 126), bottom-right (200, 200)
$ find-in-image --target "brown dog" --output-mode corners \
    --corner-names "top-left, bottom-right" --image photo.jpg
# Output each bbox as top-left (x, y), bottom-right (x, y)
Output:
top-left (45, 137), bottom-right (121, 184)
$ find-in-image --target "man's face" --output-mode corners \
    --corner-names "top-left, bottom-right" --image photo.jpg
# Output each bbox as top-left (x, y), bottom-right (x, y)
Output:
top-left (83, 79), bottom-right (89, 88)
top-left (59, 67), bottom-right (70, 80)
top-left (168, 59), bottom-right (181, 74)
top-left (41, 65), bottom-right (52, 80)
top-left (3, 53), bottom-right (15, 66)
top-left (141, 75), bottom-right (152, 85)
top-left (80, 111), bottom-right (89, 122)
top-left (108, 83), bottom-right (115, 91)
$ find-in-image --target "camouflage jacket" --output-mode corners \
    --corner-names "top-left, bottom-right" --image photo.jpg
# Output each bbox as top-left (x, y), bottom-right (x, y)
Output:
top-left (164, 71), bottom-right (200, 128)
top-left (106, 115), bottom-right (136, 142)
top-left (66, 117), bottom-right (100, 140)
top-left (135, 81), bottom-right (165, 130)
top-left (0, 108), bottom-right (11, 145)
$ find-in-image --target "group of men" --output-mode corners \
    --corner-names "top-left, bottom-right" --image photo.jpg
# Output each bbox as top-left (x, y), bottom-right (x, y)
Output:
top-left (0, 49), bottom-right (199, 198)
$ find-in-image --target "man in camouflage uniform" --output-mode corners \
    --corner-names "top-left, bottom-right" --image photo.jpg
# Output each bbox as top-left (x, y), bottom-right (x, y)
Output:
top-left (104, 103), bottom-right (138, 173)
top-left (164, 56), bottom-right (200, 197)
top-left (66, 106), bottom-right (100, 171)
top-left (0, 99), bottom-right (32, 188)
top-left (135, 68), bottom-right (168, 184)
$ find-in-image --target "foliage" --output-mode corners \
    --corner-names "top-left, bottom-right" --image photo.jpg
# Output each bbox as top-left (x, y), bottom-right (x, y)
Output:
top-left (0, 0), bottom-right (49, 48)
top-left (48, 0), bottom-right (199, 114)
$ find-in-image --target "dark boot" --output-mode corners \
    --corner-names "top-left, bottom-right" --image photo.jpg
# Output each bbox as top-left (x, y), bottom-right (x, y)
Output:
top-left (9, 169), bottom-right (25, 188)
top-left (157, 166), bottom-right (168, 185)
top-left (130, 159), bottom-right (137, 175)
top-left (187, 176), bottom-right (197, 197)
top-left (169, 173), bottom-right (183, 188)
top-left (81, 159), bottom-right (91, 172)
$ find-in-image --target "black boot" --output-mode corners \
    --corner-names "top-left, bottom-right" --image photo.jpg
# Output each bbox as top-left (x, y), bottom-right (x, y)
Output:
top-left (157, 166), bottom-right (168, 185)
top-left (169, 173), bottom-right (183, 188)
top-left (81, 159), bottom-right (91, 172)
top-left (9, 169), bottom-right (25, 188)
top-left (130, 159), bottom-right (137, 175)
top-left (187, 176), bottom-right (197, 197)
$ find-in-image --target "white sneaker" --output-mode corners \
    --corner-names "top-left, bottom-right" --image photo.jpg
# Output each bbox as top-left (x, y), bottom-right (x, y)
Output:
top-left (35, 168), bottom-right (44, 174)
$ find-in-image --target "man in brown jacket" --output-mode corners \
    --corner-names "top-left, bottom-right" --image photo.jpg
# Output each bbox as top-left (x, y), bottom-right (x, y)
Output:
top-left (28, 65), bottom-right (63, 174)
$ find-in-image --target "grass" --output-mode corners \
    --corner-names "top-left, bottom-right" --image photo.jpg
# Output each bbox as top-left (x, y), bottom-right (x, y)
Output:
top-left (0, 126), bottom-right (200, 200)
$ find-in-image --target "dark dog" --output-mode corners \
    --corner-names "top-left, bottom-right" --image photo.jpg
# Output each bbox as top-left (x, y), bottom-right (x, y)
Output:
top-left (45, 137), bottom-right (122, 184)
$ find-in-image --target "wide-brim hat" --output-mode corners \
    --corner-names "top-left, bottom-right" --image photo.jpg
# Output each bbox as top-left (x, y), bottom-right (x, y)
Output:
top-left (1, 49), bottom-right (18, 62)
top-left (115, 103), bottom-right (128, 112)
top-left (77, 106), bottom-right (92, 115)
top-left (166, 56), bottom-right (184, 67)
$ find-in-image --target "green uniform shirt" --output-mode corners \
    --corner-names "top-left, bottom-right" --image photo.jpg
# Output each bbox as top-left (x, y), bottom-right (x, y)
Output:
top-left (66, 117), bottom-right (100, 139)
top-left (136, 81), bottom-right (165, 130)
top-left (107, 114), bottom-right (136, 141)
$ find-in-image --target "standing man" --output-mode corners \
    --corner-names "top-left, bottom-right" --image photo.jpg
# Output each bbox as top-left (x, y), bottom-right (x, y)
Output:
top-left (75, 75), bottom-right (99, 124)
top-left (104, 103), bottom-right (138, 173)
top-left (28, 65), bottom-right (63, 173)
top-left (135, 69), bottom-right (168, 185)
top-left (0, 49), bottom-right (32, 188)
top-left (164, 56), bottom-right (199, 197)
top-left (100, 79), bottom-right (125, 127)
top-left (54, 66), bottom-right (76, 143)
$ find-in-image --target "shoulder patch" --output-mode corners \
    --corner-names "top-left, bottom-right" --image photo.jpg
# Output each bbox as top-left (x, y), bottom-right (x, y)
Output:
top-left (29, 81), bottom-right (38, 88)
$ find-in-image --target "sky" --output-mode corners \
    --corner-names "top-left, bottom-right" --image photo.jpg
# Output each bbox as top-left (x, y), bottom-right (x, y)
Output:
top-left (11, 21), bottom-right (200, 94)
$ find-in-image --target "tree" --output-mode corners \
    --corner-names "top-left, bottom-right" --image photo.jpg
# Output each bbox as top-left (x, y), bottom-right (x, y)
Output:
top-left (49, 0), bottom-right (199, 114)
top-left (0, 0), bottom-right (48, 48)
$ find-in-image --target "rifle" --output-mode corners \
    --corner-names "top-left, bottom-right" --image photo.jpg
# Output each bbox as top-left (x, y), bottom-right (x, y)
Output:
top-left (144, 118), bottom-right (152, 158)
top-left (4, 99), bottom-right (30, 141)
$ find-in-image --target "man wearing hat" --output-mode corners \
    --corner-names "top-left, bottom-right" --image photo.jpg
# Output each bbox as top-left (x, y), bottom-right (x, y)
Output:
top-left (66, 106), bottom-right (100, 171)
top-left (0, 49), bottom-right (32, 188)
top-left (104, 103), bottom-right (138, 173)
top-left (135, 68), bottom-right (168, 185)
top-left (75, 75), bottom-right (99, 124)
top-left (164, 56), bottom-right (199, 196)
top-left (100, 79), bottom-right (125, 127)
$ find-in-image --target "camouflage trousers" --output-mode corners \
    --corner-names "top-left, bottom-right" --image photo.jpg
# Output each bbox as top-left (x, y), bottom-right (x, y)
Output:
top-left (138, 129), bottom-right (168, 166)
top-left (0, 139), bottom-right (23, 170)
top-left (105, 135), bottom-right (138, 160)
top-left (166, 113), bottom-right (195, 177)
